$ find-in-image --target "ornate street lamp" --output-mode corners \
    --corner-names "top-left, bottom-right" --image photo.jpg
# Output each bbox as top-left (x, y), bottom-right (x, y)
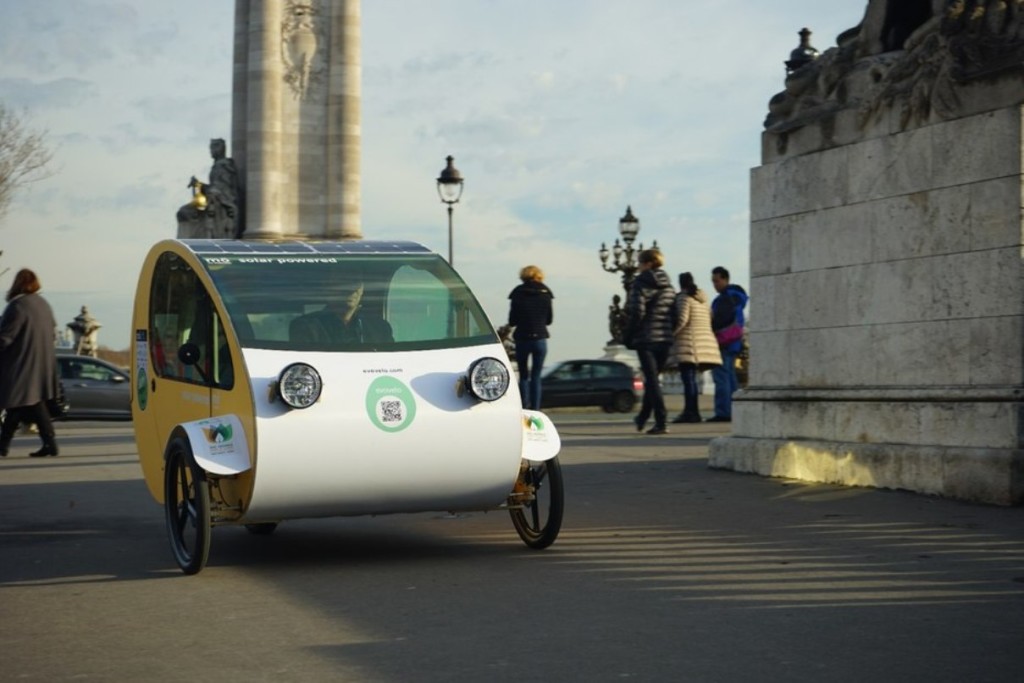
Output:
top-left (436, 155), bottom-right (464, 265)
top-left (598, 205), bottom-right (658, 345)
top-left (785, 27), bottom-right (819, 74)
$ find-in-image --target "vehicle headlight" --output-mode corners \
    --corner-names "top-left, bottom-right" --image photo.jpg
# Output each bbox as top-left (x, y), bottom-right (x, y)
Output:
top-left (467, 357), bottom-right (509, 402)
top-left (277, 363), bottom-right (322, 409)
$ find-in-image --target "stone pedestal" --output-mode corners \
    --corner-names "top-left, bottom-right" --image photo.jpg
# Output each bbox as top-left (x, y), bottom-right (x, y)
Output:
top-left (232, 0), bottom-right (361, 239)
top-left (709, 106), bottom-right (1024, 505)
top-left (600, 343), bottom-right (638, 371)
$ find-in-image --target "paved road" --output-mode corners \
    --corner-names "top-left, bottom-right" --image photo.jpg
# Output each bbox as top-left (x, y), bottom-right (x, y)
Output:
top-left (1, 413), bottom-right (1023, 682)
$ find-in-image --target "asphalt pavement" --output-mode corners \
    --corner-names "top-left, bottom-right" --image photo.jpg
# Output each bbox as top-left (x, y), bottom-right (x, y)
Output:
top-left (1, 400), bottom-right (1022, 682)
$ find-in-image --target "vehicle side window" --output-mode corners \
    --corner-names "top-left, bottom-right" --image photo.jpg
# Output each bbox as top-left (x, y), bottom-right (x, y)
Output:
top-left (552, 363), bottom-right (590, 380)
top-left (591, 364), bottom-right (616, 379)
top-left (78, 361), bottom-right (118, 382)
top-left (149, 252), bottom-right (233, 389)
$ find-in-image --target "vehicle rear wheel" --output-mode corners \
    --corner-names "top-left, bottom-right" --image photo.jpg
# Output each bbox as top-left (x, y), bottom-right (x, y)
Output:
top-left (509, 457), bottom-right (564, 549)
top-left (245, 523), bottom-right (278, 535)
top-left (164, 437), bottom-right (211, 575)
top-left (610, 390), bottom-right (635, 413)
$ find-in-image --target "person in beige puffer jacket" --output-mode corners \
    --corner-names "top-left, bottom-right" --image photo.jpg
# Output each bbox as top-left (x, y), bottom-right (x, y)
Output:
top-left (668, 272), bottom-right (722, 423)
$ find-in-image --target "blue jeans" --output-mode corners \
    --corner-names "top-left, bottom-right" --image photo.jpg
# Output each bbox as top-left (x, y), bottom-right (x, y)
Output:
top-left (515, 338), bottom-right (547, 409)
top-left (711, 348), bottom-right (738, 419)
top-left (635, 342), bottom-right (671, 428)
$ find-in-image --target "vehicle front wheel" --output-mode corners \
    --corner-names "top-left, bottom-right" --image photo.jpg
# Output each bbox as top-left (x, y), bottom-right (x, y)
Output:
top-left (509, 457), bottom-right (564, 549)
top-left (164, 437), bottom-right (211, 575)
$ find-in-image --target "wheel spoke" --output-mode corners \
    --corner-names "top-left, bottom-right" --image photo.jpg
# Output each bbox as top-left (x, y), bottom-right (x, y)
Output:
top-left (529, 499), bottom-right (541, 529)
top-left (176, 502), bottom-right (189, 530)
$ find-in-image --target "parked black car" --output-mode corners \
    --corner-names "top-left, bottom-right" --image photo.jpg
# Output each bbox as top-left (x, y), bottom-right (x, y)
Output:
top-left (55, 354), bottom-right (131, 421)
top-left (540, 359), bottom-right (640, 413)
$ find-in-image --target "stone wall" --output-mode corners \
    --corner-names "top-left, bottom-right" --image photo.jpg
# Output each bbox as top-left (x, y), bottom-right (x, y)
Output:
top-left (709, 106), bottom-right (1024, 505)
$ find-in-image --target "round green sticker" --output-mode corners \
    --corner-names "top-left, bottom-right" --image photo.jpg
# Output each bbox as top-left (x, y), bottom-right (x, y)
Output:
top-left (365, 376), bottom-right (416, 432)
top-left (136, 367), bottom-right (148, 411)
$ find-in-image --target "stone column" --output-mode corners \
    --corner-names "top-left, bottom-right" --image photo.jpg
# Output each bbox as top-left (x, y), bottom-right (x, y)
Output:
top-left (232, 0), bottom-right (361, 239)
top-left (326, 0), bottom-right (360, 238)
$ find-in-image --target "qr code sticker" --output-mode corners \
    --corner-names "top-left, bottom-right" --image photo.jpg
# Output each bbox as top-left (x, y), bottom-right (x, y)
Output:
top-left (380, 399), bottom-right (403, 423)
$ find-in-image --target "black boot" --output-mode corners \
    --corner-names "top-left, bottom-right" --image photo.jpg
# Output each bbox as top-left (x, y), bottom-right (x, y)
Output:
top-left (29, 444), bottom-right (59, 457)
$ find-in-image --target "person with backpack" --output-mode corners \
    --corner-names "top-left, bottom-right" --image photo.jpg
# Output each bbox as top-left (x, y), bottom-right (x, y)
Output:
top-left (668, 272), bottom-right (722, 423)
top-left (626, 249), bottom-right (676, 435)
top-left (708, 266), bottom-right (748, 423)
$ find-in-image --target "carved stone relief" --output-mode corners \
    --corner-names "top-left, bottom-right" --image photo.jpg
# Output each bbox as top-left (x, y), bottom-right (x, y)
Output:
top-left (765, 0), bottom-right (1024, 150)
top-left (282, 0), bottom-right (326, 100)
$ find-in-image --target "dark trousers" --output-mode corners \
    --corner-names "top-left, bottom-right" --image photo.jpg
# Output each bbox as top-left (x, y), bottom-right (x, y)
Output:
top-left (515, 338), bottom-right (548, 409)
top-left (0, 402), bottom-right (56, 450)
top-left (636, 342), bottom-right (671, 428)
top-left (679, 363), bottom-right (701, 419)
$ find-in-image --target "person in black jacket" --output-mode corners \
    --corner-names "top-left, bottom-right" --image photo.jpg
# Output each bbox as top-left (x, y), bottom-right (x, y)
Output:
top-left (508, 265), bottom-right (554, 409)
top-left (626, 249), bottom-right (676, 435)
top-left (0, 269), bottom-right (61, 457)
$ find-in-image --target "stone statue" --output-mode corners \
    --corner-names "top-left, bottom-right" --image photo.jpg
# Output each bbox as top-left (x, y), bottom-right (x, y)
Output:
top-left (764, 0), bottom-right (1024, 151)
top-left (608, 294), bottom-right (628, 345)
top-left (176, 138), bottom-right (243, 239)
top-left (67, 305), bottom-right (101, 357)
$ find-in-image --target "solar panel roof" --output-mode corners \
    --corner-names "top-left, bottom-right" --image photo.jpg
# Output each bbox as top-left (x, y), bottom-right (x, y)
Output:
top-left (181, 239), bottom-right (433, 255)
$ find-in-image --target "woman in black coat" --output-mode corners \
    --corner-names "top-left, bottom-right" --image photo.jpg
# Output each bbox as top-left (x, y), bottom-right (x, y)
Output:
top-left (508, 265), bottom-right (554, 409)
top-left (0, 269), bottom-right (60, 457)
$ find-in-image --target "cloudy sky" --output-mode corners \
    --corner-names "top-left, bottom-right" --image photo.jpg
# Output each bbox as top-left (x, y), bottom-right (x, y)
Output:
top-left (0, 0), bottom-right (865, 362)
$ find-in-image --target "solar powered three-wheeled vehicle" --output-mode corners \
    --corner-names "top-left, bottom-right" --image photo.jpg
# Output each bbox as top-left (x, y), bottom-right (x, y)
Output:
top-left (131, 239), bottom-right (563, 574)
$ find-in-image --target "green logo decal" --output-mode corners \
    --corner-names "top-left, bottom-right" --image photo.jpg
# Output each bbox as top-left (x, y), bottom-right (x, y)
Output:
top-left (203, 423), bottom-right (233, 443)
top-left (524, 415), bottom-right (544, 431)
top-left (365, 376), bottom-right (416, 433)
top-left (136, 368), bottom-right (148, 411)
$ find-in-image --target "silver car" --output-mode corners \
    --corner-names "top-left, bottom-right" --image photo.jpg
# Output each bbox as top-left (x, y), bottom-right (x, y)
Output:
top-left (56, 355), bottom-right (131, 421)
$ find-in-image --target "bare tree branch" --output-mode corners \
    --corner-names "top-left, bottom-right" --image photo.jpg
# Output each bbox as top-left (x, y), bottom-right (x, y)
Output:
top-left (0, 103), bottom-right (55, 222)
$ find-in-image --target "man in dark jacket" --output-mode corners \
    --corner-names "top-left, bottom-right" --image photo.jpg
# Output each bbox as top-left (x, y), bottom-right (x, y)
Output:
top-left (627, 249), bottom-right (676, 434)
top-left (508, 265), bottom-right (554, 409)
top-left (708, 266), bottom-right (748, 422)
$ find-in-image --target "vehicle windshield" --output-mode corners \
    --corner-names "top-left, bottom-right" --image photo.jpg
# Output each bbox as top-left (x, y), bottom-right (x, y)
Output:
top-left (198, 253), bottom-right (497, 352)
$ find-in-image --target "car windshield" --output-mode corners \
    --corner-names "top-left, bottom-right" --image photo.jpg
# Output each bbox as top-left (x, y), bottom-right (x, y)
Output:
top-left (197, 253), bottom-right (497, 353)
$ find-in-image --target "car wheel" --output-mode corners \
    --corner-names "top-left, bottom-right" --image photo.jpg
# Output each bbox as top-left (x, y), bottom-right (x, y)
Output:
top-left (509, 457), bottom-right (564, 549)
top-left (164, 437), bottom-right (211, 575)
top-left (611, 390), bottom-right (635, 413)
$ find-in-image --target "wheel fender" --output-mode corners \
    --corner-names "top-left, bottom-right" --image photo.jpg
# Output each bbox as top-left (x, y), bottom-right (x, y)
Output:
top-left (172, 414), bottom-right (252, 475)
top-left (520, 410), bottom-right (560, 462)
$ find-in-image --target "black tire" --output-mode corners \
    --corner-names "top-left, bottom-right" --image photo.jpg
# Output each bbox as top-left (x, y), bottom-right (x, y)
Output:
top-left (245, 523), bottom-right (278, 536)
top-left (611, 390), bottom-right (635, 413)
top-left (164, 437), bottom-right (211, 575)
top-left (509, 457), bottom-right (564, 549)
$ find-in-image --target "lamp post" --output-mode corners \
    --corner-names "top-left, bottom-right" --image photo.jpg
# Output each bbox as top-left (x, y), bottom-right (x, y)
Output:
top-left (785, 27), bottom-right (819, 74)
top-left (598, 205), bottom-right (657, 345)
top-left (436, 155), bottom-right (464, 265)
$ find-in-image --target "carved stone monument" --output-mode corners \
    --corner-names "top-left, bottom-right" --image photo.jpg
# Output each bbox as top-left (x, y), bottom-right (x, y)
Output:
top-left (177, 138), bottom-right (243, 239)
top-left (229, 0), bottom-right (362, 239)
top-left (709, 0), bottom-right (1024, 504)
top-left (68, 306), bottom-right (101, 357)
